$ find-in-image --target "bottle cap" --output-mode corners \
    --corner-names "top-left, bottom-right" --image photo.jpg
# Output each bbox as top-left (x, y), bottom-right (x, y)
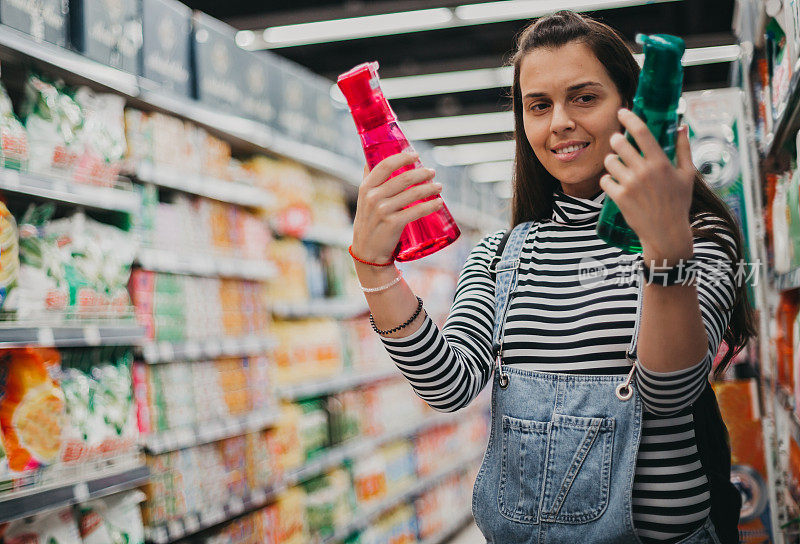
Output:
top-left (337, 61), bottom-right (396, 131)
top-left (636, 34), bottom-right (685, 110)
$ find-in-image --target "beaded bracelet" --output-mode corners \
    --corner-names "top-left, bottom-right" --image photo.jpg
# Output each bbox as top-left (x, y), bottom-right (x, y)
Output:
top-left (370, 296), bottom-right (424, 336)
top-left (361, 269), bottom-right (403, 293)
top-left (348, 245), bottom-right (394, 267)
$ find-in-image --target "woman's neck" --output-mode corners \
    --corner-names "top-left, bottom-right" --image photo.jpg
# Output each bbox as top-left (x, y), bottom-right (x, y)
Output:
top-left (559, 180), bottom-right (603, 199)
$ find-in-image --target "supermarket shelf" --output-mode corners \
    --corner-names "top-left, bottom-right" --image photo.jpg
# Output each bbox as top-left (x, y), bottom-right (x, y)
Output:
top-left (143, 410), bottom-right (280, 455)
top-left (136, 86), bottom-right (364, 189)
top-left (301, 225), bottom-right (352, 247)
top-left (0, 323), bottom-right (145, 348)
top-left (325, 450), bottom-right (484, 543)
top-left (140, 335), bottom-right (278, 363)
top-left (0, 464), bottom-right (149, 523)
top-left (279, 367), bottom-right (398, 400)
top-left (448, 202), bottom-right (505, 233)
top-left (136, 248), bottom-right (278, 281)
top-left (144, 483), bottom-right (282, 544)
top-left (135, 162), bottom-right (274, 209)
top-left (777, 387), bottom-right (800, 443)
top-left (764, 64), bottom-right (800, 159)
top-left (774, 268), bottom-right (800, 292)
top-left (283, 410), bottom-right (466, 488)
top-left (0, 25), bottom-right (139, 96)
top-left (419, 509), bottom-right (475, 544)
top-left (0, 168), bottom-right (140, 213)
top-left (143, 410), bottom-right (474, 543)
top-left (271, 297), bottom-right (368, 319)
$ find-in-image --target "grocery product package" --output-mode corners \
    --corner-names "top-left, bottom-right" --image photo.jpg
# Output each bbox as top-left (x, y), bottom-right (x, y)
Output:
top-left (0, 80), bottom-right (28, 171)
top-left (59, 348), bottom-right (138, 461)
top-left (11, 205), bottom-right (137, 318)
top-left (21, 73), bottom-right (83, 178)
top-left (1, 507), bottom-right (81, 544)
top-left (78, 490), bottom-right (146, 544)
top-left (0, 200), bottom-right (19, 312)
top-left (712, 380), bottom-right (773, 543)
top-left (0, 347), bottom-right (65, 472)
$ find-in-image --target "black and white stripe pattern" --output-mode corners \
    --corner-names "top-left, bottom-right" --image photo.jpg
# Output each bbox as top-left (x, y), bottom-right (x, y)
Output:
top-left (380, 188), bottom-right (737, 543)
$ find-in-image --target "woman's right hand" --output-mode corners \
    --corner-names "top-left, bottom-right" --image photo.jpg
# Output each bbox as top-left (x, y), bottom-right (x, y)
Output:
top-left (351, 152), bottom-right (443, 264)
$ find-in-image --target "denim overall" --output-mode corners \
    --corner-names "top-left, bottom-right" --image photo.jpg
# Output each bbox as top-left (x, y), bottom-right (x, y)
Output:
top-left (472, 220), bottom-right (722, 544)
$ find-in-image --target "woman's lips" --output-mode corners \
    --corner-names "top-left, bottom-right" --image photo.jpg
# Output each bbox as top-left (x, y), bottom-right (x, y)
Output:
top-left (552, 142), bottom-right (589, 162)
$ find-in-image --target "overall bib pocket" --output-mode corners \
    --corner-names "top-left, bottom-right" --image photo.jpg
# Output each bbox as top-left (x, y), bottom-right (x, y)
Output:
top-left (498, 413), bottom-right (615, 525)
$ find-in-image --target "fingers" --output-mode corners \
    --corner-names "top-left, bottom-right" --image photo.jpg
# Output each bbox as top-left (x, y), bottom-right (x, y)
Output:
top-left (603, 154), bottom-right (633, 185)
top-left (609, 132), bottom-right (642, 168)
top-left (599, 173), bottom-right (624, 203)
top-left (376, 166), bottom-right (436, 199)
top-left (393, 196), bottom-right (445, 226)
top-left (617, 109), bottom-right (663, 160)
top-left (362, 152), bottom-right (418, 189)
top-left (675, 125), bottom-right (694, 173)
top-left (387, 180), bottom-right (442, 212)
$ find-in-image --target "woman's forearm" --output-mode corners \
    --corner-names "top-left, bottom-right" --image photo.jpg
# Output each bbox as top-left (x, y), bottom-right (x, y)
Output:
top-left (354, 261), bottom-right (427, 339)
top-left (637, 222), bottom-right (708, 373)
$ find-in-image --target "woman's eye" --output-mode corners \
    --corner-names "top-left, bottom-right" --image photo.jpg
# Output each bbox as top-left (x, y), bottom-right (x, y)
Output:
top-left (529, 103), bottom-right (549, 112)
top-left (575, 95), bottom-right (596, 104)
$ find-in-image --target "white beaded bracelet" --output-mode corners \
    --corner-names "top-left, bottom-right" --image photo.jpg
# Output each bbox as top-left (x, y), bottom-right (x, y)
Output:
top-left (361, 269), bottom-right (403, 293)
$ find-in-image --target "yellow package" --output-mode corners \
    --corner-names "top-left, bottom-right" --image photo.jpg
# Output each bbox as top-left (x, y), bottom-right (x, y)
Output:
top-left (0, 347), bottom-right (65, 472)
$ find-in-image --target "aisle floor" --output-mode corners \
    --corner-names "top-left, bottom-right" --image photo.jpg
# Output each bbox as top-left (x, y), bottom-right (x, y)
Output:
top-left (450, 521), bottom-right (484, 544)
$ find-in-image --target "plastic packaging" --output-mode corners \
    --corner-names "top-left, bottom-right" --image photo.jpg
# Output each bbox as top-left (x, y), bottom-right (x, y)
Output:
top-left (337, 61), bottom-right (460, 261)
top-left (596, 34), bottom-right (685, 253)
top-left (1, 507), bottom-right (82, 544)
top-left (0, 347), bottom-right (65, 472)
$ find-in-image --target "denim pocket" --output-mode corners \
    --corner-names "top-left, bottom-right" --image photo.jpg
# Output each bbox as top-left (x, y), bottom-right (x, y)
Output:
top-left (498, 415), bottom-right (550, 523)
top-left (498, 413), bottom-right (615, 525)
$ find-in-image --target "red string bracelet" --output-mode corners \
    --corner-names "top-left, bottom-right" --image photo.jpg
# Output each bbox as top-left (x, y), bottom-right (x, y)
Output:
top-left (348, 245), bottom-right (394, 267)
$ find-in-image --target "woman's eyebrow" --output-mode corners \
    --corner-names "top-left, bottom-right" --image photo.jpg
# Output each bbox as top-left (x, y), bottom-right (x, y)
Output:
top-left (523, 81), bottom-right (603, 99)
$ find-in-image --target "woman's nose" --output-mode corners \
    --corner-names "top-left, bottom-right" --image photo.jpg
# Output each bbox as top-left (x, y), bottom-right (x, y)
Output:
top-left (550, 103), bottom-right (576, 133)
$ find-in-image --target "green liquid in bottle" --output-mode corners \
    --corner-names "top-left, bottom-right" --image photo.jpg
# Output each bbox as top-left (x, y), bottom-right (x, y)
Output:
top-left (596, 34), bottom-right (685, 253)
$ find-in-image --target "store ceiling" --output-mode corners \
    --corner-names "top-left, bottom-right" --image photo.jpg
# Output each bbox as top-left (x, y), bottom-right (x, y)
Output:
top-left (181, 0), bottom-right (736, 152)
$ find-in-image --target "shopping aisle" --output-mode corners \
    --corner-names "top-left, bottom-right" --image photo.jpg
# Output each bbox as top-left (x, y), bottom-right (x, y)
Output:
top-left (0, 1), bottom-right (788, 544)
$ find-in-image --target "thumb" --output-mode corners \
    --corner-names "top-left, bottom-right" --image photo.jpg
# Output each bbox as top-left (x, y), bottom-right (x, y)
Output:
top-left (675, 125), bottom-right (693, 173)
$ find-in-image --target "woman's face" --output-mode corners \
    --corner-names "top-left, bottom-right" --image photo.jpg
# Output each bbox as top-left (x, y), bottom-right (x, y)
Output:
top-left (519, 41), bottom-right (624, 198)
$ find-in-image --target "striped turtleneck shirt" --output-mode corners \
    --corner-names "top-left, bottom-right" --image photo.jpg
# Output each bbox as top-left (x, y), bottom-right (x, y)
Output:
top-left (380, 187), bottom-right (737, 543)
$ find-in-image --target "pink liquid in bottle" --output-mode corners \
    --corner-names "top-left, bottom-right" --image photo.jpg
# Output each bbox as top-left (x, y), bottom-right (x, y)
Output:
top-left (337, 61), bottom-right (461, 261)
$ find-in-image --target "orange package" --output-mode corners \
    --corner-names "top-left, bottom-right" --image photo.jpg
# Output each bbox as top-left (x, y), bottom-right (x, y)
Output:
top-left (0, 347), bottom-right (65, 472)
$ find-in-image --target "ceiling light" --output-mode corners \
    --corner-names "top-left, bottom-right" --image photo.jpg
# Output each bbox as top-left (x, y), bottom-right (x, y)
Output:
top-left (468, 160), bottom-right (515, 183)
top-left (381, 66), bottom-right (514, 99)
top-left (328, 43), bottom-right (738, 101)
top-left (235, 30), bottom-right (255, 48)
top-left (260, 8), bottom-right (453, 48)
top-left (403, 111), bottom-right (513, 140)
top-left (246, 0), bottom-right (681, 49)
top-left (455, 0), bottom-right (677, 23)
top-left (680, 44), bottom-right (741, 65)
top-left (433, 140), bottom-right (515, 165)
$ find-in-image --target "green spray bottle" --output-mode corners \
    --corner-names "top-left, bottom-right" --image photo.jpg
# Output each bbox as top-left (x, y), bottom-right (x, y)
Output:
top-left (596, 33), bottom-right (685, 253)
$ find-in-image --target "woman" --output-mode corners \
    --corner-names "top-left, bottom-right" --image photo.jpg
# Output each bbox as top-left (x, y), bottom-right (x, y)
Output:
top-left (349, 10), bottom-right (756, 544)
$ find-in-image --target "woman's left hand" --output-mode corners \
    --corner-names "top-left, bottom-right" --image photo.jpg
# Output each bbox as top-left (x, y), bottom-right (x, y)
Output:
top-left (599, 108), bottom-right (695, 265)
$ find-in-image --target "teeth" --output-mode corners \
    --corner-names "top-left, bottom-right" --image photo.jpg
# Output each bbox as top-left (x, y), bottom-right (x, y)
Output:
top-left (554, 143), bottom-right (587, 154)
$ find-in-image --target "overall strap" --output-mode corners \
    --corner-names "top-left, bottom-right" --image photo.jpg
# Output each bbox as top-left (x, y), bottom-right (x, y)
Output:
top-left (491, 221), bottom-right (535, 365)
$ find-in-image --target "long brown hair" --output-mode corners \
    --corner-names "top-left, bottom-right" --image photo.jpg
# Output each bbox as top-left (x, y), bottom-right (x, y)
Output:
top-left (509, 10), bottom-right (756, 377)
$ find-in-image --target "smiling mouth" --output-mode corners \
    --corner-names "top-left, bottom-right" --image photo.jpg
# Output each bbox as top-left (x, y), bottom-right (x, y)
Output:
top-left (551, 142), bottom-right (589, 155)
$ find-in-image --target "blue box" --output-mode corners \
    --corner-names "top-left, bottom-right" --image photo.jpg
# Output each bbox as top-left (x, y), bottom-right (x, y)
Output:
top-left (140, 0), bottom-right (192, 96)
top-left (70, 0), bottom-right (142, 73)
top-left (238, 48), bottom-right (280, 129)
top-left (0, 0), bottom-right (68, 46)
top-left (192, 11), bottom-right (242, 114)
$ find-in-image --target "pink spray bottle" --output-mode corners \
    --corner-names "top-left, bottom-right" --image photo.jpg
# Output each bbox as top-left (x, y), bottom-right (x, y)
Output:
top-left (337, 61), bottom-right (461, 261)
